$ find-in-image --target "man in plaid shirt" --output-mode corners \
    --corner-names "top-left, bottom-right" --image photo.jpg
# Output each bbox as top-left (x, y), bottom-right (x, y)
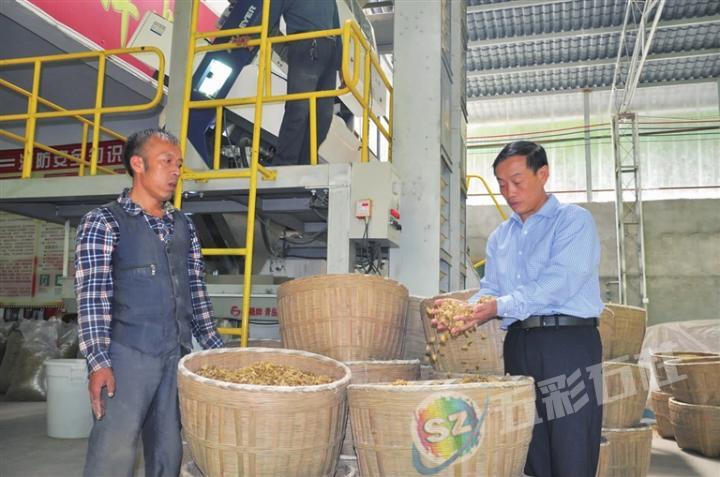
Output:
top-left (75, 128), bottom-right (223, 477)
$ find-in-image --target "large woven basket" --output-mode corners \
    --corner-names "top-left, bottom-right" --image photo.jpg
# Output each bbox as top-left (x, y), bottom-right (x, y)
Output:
top-left (598, 425), bottom-right (653, 477)
top-left (178, 348), bottom-right (351, 477)
top-left (341, 360), bottom-right (421, 456)
top-left (403, 296), bottom-right (427, 360)
top-left (182, 459), bottom-right (358, 477)
top-left (426, 370), bottom-right (486, 380)
top-left (650, 351), bottom-right (717, 393)
top-left (668, 398), bottom-right (720, 458)
top-left (348, 376), bottom-right (536, 477)
top-left (420, 289), bottom-right (505, 374)
top-left (277, 274), bottom-right (409, 361)
top-left (602, 362), bottom-right (650, 428)
top-left (595, 439), bottom-right (610, 477)
top-left (225, 339), bottom-right (284, 348)
top-left (665, 356), bottom-right (720, 405)
top-left (598, 307), bottom-right (615, 361)
top-left (604, 304), bottom-right (646, 361)
top-left (649, 390), bottom-right (674, 439)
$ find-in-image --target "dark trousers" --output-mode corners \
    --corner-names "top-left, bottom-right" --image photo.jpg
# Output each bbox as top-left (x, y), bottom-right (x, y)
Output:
top-left (504, 326), bottom-right (603, 477)
top-left (84, 342), bottom-right (182, 477)
top-left (274, 37), bottom-right (338, 165)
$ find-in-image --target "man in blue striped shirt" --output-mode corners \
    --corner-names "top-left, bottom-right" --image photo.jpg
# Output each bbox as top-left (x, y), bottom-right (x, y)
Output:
top-left (445, 141), bottom-right (604, 477)
top-left (75, 128), bottom-right (224, 476)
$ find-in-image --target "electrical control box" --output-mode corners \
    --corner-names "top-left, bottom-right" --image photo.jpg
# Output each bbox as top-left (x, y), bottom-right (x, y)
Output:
top-left (349, 162), bottom-right (401, 246)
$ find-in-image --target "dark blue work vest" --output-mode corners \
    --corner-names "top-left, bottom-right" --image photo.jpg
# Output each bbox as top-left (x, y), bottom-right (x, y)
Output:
top-left (106, 201), bottom-right (193, 356)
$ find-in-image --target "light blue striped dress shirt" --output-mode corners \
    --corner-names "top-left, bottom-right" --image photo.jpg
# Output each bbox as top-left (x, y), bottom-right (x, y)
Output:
top-left (469, 194), bottom-right (604, 330)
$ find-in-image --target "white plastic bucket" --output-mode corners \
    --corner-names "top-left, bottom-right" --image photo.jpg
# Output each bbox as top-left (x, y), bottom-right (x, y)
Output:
top-left (45, 359), bottom-right (93, 439)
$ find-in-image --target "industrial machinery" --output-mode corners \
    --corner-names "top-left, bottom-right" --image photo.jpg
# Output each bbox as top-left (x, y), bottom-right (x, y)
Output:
top-left (128, 0), bottom-right (388, 168)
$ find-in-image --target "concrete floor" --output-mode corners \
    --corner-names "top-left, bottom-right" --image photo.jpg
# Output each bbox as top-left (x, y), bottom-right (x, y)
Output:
top-left (1, 399), bottom-right (718, 477)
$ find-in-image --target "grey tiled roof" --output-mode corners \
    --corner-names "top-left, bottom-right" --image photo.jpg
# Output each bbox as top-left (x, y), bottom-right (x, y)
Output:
top-left (466, 0), bottom-right (720, 99)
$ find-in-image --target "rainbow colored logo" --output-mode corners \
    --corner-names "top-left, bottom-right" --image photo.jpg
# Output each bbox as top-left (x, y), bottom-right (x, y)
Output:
top-left (411, 393), bottom-right (489, 475)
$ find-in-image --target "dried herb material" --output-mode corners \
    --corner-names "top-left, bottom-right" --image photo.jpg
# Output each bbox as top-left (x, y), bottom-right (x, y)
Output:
top-left (425, 296), bottom-right (494, 364)
top-left (392, 379), bottom-right (409, 385)
top-left (196, 362), bottom-right (333, 386)
top-left (458, 375), bottom-right (496, 384)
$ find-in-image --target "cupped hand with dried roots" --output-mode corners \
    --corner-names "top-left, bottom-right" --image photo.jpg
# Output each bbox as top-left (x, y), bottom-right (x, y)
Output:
top-left (428, 296), bottom-right (496, 336)
top-left (449, 298), bottom-right (497, 335)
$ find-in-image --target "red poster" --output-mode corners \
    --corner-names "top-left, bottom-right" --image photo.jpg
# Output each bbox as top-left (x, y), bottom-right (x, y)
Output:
top-left (25, 0), bottom-right (219, 75)
top-left (0, 140), bottom-right (126, 176)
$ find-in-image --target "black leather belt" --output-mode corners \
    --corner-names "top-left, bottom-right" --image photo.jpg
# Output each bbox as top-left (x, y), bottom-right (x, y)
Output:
top-left (510, 314), bottom-right (598, 330)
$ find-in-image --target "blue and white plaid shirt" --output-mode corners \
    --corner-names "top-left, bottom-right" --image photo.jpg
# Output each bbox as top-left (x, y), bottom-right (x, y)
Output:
top-left (74, 188), bottom-right (223, 372)
top-left (470, 194), bottom-right (604, 330)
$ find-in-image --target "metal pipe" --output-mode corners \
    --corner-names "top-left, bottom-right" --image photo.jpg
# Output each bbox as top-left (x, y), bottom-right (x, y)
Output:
top-left (584, 90), bottom-right (593, 202)
top-left (21, 60), bottom-right (42, 179)
top-left (63, 219), bottom-right (70, 278)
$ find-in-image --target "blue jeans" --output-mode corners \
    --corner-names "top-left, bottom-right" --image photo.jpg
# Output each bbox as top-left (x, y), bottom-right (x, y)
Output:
top-left (84, 342), bottom-right (182, 477)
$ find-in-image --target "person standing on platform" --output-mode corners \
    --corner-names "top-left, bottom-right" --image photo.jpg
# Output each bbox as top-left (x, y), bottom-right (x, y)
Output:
top-left (236, 0), bottom-right (341, 165)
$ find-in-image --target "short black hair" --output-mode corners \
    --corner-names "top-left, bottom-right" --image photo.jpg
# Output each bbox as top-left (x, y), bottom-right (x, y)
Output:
top-left (492, 140), bottom-right (548, 174)
top-left (122, 128), bottom-right (180, 177)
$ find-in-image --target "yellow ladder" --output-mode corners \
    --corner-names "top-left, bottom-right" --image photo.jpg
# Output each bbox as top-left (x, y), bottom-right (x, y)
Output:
top-left (173, 0), bottom-right (277, 347)
top-left (171, 1), bottom-right (394, 346)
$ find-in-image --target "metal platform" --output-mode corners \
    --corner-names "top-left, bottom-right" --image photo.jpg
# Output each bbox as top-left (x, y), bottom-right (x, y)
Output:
top-left (0, 163), bottom-right (355, 272)
top-left (0, 163), bottom-right (342, 218)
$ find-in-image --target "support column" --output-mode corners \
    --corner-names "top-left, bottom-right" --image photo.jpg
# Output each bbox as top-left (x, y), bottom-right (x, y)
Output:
top-left (611, 113), bottom-right (648, 308)
top-left (449, 1), bottom-right (468, 291)
top-left (164, 0), bottom-right (206, 169)
top-left (390, 0), bottom-right (464, 296)
top-left (326, 164), bottom-right (353, 273)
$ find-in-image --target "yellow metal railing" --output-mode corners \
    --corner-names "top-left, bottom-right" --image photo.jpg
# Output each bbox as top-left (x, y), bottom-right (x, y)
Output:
top-left (178, 19), bottom-right (393, 176)
top-left (175, 0), bottom-right (392, 345)
top-left (466, 174), bottom-right (508, 268)
top-left (0, 46), bottom-right (165, 178)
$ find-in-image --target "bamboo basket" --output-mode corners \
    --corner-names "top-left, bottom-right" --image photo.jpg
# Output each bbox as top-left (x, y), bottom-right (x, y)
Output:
top-left (225, 339), bottom-right (284, 348)
top-left (348, 376), bottom-right (536, 477)
top-left (598, 307), bottom-right (615, 361)
top-left (595, 439), bottom-right (609, 477)
top-left (277, 274), bottom-right (409, 361)
top-left (602, 362), bottom-right (650, 428)
top-left (178, 348), bottom-right (351, 477)
top-left (598, 425), bottom-right (652, 477)
top-left (668, 398), bottom-right (720, 458)
top-left (650, 351), bottom-right (717, 393)
top-left (604, 304), bottom-right (646, 362)
top-left (649, 390), bottom-right (674, 439)
top-left (665, 356), bottom-right (720, 405)
top-left (403, 296), bottom-right (427, 360)
top-left (426, 370), bottom-right (486, 380)
top-left (420, 289), bottom-right (505, 374)
top-left (182, 459), bottom-right (358, 477)
top-left (341, 360), bottom-right (422, 456)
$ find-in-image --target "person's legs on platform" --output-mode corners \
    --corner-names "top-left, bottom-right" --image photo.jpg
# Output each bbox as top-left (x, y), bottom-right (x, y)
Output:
top-left (297, 38), bottom-right (338, 165)
top-left (274, 39), bottom-right (327, 165)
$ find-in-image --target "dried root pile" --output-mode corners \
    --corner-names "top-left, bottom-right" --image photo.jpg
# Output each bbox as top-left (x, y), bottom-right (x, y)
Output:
top-left (390, 375), bottom-right (499, 385)
top-left (424, 296), bottom-right (494, 365)
top-left (196, 362), bottom-right (333, 386)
